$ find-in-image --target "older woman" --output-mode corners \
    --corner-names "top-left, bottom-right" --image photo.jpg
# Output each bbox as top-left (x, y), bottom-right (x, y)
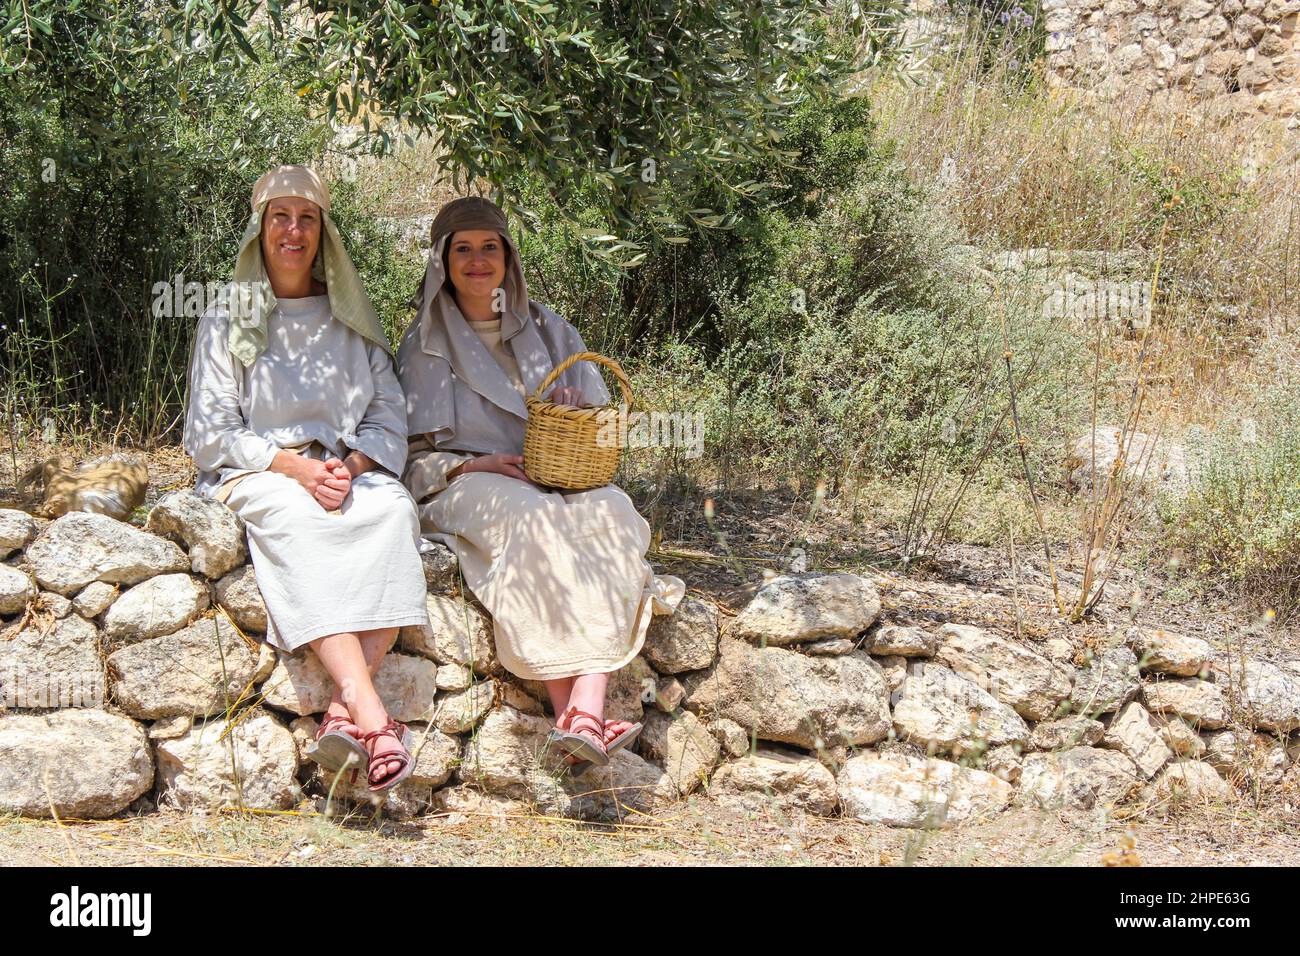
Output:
top-left (184, 165), bottom-right (429, 792)
top-left (397, 197), bottom-right (683, 773)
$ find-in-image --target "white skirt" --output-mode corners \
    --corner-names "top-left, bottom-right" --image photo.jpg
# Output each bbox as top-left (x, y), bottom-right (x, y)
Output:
top-left (419, 472), bottom-right (684, 681)
top-left (224, 469), bottom-right (429, 652)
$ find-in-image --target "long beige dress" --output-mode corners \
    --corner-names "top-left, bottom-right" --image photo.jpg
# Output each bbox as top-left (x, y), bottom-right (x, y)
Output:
top-left (185, 295), bottom-right (429, 652)
top-left (405, 316), bottom-right (683, 681)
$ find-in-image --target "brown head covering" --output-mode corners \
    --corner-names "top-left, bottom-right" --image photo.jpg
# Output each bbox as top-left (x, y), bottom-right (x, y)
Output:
top-left (397, 196), bottom-right (609, 455)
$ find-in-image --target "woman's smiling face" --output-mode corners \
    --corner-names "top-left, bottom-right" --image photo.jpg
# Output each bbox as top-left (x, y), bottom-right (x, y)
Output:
top-left (261, 197), bottom-right (322, 285)
top-left (446, 229), bottom-right (507, 306)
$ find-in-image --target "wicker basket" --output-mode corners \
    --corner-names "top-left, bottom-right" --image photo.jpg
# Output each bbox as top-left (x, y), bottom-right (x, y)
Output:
top-left (523, 351), bottom-right (633, 490)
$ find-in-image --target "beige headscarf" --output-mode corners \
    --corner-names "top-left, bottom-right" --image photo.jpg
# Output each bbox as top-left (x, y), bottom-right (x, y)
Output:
top-left (397, 196), bottom-right (609, 455)
top-left (227, 165), bottom-right (390, 367)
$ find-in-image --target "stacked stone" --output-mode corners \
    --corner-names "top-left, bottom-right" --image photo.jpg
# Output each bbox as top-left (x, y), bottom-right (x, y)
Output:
top-left (1, 497), bottom-right (1297, 827)
top-left (1044, 0), bottom-right (1300, 121)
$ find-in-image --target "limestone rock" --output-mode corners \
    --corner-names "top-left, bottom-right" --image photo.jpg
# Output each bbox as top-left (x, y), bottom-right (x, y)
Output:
top-left (891, 663), bottom-right (1030, 756)
top-left (288, 716), bottom-right (318, 767)
top-left (1233, 660), bottom-right (1300, 733)
top-left (1066, 428), bottom-right (1186, 495)
top-left (727, 573), bottom-right (881, 647)
top-left (107, 615), bottom-right (258, 719)
top-left (983, 744), bottom-right (1024, 784)
top-left (399, 593), bottom-right (495, 674)
top-left (72, 580), bottom-right (118, 619)
top-left (145, 490), bottom-right (248, 579)
top-left (1017, 747), bottom-right (1139, 809)
top-left (38, 591), bottom-right (72, 618)
top-left (1130, 626), bottom-right (1210, 676)
top-left (155, 709), bottom-right (298, 810)
top-left (650, 676), bottom-right (686, 712)
top-left (432, 680), bottom-right (498, 734)
top-left (0, 563), bottom-right (36, 615)
top-left (935, 623), bottom-right (1073, 720)
top-left (0, 508), bottom-right (38, 559)
top-left (1160, 719), bottom-right (1206, 758)
top-left (870, 623), bottom-right (938, 658)
top-left (805, 638), bottom-right (857, 656)
top-left (148, 714), bottom-right (196, 740)
top-left (102, 573), bottom-right (209, 642)
top-left (708, 718), bottom-right (751, 758)
top-left (431, 786), bottom-right (531, 818)
top-left (1203, 730), bottom-right (1289, 787)
top-left (640, 710), bottom-right (720, 796)
top-left (1102, 702), bottom-right (1173, 778)
top-left (457, 705), bottom-right (570, 810)
top-left (1030, 715), bottom-right (1105, 750)
top-left (318, 772), bottom-right (433, 820)
top-left (1141, 678), bottom-right (1228, 729)
top-left (213, 565), bottom-right (267, 633)
top-left (0, 614), bottom-right (104, 709)
top-left (259, 650), bottom-right (437, 723)
top-left (709, 748), bottom-right (838, 815)
top-left (605, 655), bottom-right (655, 725)
top-left (419, 541), bottom-right (459, 593)
top-left (499, 681), bottom-right (545, 716)
top-left (25, 512), bottom-right (187, 595)
top-left (1070, 645), bottom-right (1141, 716)
top-left (683, 639), bottom-right (891, 750)
top-left (1152, 761), bottom-right (1234, 805)
top-left (0, 709), bottom-right (152, 817)
top-left (406, 723), bottom-right (461, 788)
top-left (838, 751), bottom-right (1013, 828)
top-left (876, 654), bottom-right (908, 693)
top-left (643, 596), bottom-right (719, 673)
top-left (566, 749), bottom-right (678, 819)
top-left (435, 663), bottom-right (473, 691)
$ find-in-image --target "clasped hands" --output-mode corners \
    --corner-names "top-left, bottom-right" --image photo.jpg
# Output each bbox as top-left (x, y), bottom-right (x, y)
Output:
top-left (273, 448), bottom-right (375, 509)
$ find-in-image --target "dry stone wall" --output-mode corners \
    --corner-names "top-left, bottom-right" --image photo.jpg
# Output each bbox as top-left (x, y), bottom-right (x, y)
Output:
top-left (1043, 0), bottom-right (1300, 121)
top-left (1, 494), bottom-right (1297, 826)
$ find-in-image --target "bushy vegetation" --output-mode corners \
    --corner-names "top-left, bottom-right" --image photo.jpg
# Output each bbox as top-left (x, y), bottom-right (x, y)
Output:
top-left (1159, 371), bottom-right (1300, 621)
top-left (0, 6), bottom-right (416, 444)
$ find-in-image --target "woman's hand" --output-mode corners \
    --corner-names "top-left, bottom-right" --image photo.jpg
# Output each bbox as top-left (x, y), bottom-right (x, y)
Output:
top-left (271, 451), bottom-right (351, 509)
top-left (547, 385), bottom-right (587, 407)
top-left (448, 453), bottom-right (530, 483)
top-left (316, 457), bottom-right (352, 509)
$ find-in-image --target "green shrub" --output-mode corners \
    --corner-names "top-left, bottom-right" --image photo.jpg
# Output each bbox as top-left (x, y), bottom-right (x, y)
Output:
top-left (1159, 379), bottom-right (1300, 620)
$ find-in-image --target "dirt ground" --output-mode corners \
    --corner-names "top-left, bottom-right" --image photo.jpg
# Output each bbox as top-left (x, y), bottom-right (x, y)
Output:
top-left (4, 796), bottom-right (1298, 867)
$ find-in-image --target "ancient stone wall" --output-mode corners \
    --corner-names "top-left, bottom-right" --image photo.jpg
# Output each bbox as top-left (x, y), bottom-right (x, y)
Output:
top-left (2, 495), bottom-right (1297, 824)
top-left (1043, 0), bottom-right (1300, 121)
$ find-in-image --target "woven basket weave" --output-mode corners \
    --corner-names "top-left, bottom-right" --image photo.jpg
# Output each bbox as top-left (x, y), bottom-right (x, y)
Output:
top-left (523, 351), bottom-right (633, 490)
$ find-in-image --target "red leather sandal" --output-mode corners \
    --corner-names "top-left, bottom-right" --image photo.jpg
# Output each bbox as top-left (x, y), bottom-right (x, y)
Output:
top-left (305, 712), bottom-right (368, 773)
top-left (360, 719), bottom-right (415, 793)
top-left (547, 706), bottom-right (610, 769)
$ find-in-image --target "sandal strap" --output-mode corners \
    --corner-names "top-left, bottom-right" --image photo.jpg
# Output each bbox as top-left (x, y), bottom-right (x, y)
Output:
top-left (360, 719), bottom-right (406, 745)
top-left (561, 706), bottom-right (605, 732)
top-left (317, 713), bottom-right (360, 739)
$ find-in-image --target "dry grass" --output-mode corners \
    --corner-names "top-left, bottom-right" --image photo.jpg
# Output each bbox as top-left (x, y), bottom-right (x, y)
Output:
top-left (4, 795), bottom-right (1298, 867)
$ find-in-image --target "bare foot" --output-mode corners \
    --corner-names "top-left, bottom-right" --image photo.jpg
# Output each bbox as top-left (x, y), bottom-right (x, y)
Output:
top-left (359, 723), bottom-right (407, 784)
top-left (321, 695), bottom-right (361, 740)
top-left (603, 719), bottom-right (636, 744)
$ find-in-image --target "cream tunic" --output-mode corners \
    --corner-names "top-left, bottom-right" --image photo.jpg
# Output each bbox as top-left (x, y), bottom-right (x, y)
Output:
top-left (184, 295), bottom-right (428, 652)
top-left (404, 315), bottom-right (683, 681)
top-left (185, 295), bottom-right (408, 498)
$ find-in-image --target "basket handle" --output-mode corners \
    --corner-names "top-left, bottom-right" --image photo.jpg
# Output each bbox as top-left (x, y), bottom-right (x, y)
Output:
top-left (532, 351), bottom-right (634, 410)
